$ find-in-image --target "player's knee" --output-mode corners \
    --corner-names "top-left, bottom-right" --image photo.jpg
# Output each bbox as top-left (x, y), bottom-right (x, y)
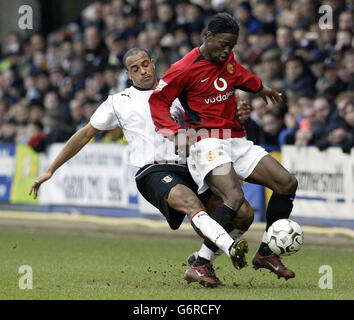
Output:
top-left (281, 174), bottom-right (298, 195)
top-left (205, 194), bottom-right (223, 214)
top-left (225, 190), bottom-right (245, 211)
top-left (233, 201), bottom-right (254, 231)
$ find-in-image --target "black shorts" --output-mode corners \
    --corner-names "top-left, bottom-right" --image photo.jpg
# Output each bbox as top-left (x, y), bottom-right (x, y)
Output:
top-left (135, 163), bottom-right (212, 230)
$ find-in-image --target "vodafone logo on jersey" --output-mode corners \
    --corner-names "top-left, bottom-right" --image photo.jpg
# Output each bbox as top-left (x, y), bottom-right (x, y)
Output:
top-left (213, 77), bottom-right (227, 91)
top-left (204, 77), bottom-right (233, 104)
top-left (205, 90), bottom-right (235, 104)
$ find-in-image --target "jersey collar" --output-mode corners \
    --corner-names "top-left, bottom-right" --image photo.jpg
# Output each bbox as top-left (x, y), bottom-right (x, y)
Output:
top-left (133, 85), bottom-right (153, 91)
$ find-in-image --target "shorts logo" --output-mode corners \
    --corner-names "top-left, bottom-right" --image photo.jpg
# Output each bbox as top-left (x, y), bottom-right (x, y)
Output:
top-left (155, 79), bottom-right (168, 91)
top-left (207, 151), bottom-right (215, 162)
top-left (227, 63), bottom-right (234, 74)
top-left (162, 175), bottom-right (173, 183)
top-left (213, 77), bottom-right (227, 91)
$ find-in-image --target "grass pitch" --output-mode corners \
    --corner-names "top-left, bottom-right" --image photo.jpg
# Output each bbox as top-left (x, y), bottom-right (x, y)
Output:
top-left (0, 228), bottom-right (353, 300)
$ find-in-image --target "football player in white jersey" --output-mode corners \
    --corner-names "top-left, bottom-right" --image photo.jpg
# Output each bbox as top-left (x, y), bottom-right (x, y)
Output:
top-left (29, 48), bottom-right (253, 288)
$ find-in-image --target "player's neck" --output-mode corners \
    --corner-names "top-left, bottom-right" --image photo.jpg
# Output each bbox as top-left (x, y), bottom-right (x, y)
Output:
top-left (133, 80), bottom-right (158, 91)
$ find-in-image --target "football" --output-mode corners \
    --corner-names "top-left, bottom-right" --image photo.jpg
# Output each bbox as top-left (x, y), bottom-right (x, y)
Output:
top-left (267, 219), bottom-right (304, 256)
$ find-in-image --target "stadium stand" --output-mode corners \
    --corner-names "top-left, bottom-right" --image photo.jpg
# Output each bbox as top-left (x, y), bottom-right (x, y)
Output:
top-left (0, 0), bottom-right (353, 152)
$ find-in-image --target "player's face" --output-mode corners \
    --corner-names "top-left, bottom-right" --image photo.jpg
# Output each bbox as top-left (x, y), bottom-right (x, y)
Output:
top-left (126, 52), bottom-right (157, 90)
top-left (207, 32), bottom-right (238, 64)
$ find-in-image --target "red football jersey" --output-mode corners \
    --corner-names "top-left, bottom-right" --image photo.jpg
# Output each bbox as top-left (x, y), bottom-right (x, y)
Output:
top-left (149, 47), bottom-right (263, 139)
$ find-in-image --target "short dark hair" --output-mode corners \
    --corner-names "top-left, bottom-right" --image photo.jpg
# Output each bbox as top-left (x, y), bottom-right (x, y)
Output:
top-left (123, 48), bottom-right (151, 69)
top-left (206, 12), bottom-right (240, 36)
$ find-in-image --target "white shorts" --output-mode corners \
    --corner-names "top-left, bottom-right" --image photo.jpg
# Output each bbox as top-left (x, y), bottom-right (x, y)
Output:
top-left (187, 137), bottom-right (268, 194)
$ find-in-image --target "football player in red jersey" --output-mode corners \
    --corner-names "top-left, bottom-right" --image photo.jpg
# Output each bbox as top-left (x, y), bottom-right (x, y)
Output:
top-left (149, 13), bottom-right (298, 280)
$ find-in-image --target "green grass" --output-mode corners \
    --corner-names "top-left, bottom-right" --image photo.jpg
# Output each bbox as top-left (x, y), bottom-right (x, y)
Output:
top-left (0, 228), bottom-right (353, 300)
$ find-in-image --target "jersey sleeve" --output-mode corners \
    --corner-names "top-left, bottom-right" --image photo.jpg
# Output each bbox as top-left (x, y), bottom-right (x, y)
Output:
top-left (90, 95), bottom-right (121, 130)
top-left (149, 67), bottom-right (186, 137)
top-left (234, 62), bottom-right (263, 93)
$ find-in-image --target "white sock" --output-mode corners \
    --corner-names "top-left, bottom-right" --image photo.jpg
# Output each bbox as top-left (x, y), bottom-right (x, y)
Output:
top-left (198, 243), bottom-right (216, 260)
top-left (191, 211), bottom-right (234, 256)
top-left (262, 231), bottom-right (268, 244)
top-left (197, 229), bottom-right (246, 261)
top-left (209, 229), bottom-right (245, 261)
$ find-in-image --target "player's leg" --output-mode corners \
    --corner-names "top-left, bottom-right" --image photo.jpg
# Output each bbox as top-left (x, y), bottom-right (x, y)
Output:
top-left (188, 138), bottom-right (250, 271)
top-left (206, 162), bottom-right (245, 212)
top-left (137, 169), bottom-right (236, 254)
top-left (202, 163), bottom-right (249, 269)
top-left (189, 199), bottom-right (254, 268)
top-left (167, 183), bottom-right (236, 256)
top-left (245, 154), bottom-right (297, 279)
top-left (205, 194), bottom-right (254, 231)
top-left (137, 170), bottom-right (228, 287)
top-left (245, 154), bottom-right (297, 252)
top-left (168, 183), bottom-right (248, 287)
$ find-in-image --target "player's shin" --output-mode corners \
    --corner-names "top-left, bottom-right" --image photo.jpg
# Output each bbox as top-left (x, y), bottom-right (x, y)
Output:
top-left (190, 211), bottom-right (234, 257)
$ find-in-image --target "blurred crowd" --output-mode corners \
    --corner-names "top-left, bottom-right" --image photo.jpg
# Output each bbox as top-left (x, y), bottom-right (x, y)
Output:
top-left (0, 0), bottom-right (353, 153)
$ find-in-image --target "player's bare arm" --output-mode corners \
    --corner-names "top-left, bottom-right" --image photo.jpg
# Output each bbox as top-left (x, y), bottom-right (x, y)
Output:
top-left (257, 86), bottom-right (283, 105)
top-left (29, 123), bottom-right (100, 199)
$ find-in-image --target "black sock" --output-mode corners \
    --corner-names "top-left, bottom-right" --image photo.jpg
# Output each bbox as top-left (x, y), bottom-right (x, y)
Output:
top-left (258, 192), bottom-right (295, 256)
top-left (265, 192), bottom-right (295, 230)
top-left (193, 256), bottom-right (211, 267)
top-left (258, 242), bottom-right (273, 256)
top-left (209, 203), bottom-right (237, 233)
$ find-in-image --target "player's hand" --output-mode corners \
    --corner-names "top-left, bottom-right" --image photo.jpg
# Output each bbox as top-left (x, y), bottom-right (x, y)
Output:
top-left (29, 170), bottom-right (53, 200)
top-left (237, 101), bottom-right (251, 123)
top-left (257, 86), bottom-right (283, 104)
top-left (174, 130), bottom-right (189, 158)
top-left (235, 91), bottom-right (251, 123)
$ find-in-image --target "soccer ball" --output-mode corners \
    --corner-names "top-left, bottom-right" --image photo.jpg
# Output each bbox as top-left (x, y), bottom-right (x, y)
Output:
top-left (266, 219), bottom-right (304, 256)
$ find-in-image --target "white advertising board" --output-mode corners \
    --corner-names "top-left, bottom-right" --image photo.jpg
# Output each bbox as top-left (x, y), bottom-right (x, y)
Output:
top-left (281, 146), bottom-right (354, 220)
top-left (39, 143), bottom-right (138, 208)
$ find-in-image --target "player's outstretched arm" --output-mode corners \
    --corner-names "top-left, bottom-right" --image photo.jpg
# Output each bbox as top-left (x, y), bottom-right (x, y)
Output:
top-left (257, 86), bottom-right (283, 104)
top-left (29, 123), bottom-right (100, 199)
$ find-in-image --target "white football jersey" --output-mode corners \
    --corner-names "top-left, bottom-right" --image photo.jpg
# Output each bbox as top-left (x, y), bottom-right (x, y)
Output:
top-left (90, 85), bottom-right (186, 168)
